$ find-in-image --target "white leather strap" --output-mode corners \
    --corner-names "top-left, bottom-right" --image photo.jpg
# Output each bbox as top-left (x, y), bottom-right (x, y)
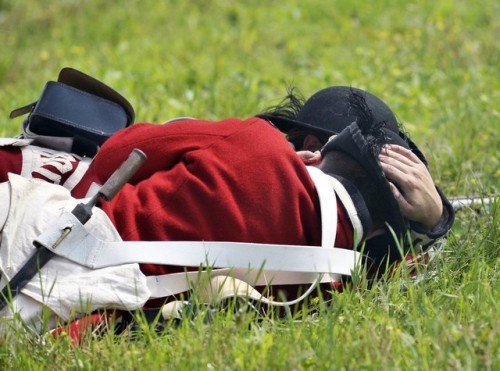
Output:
top-left (328, 176), bottom-right (364, 246)
top-left (306, 166), bottom-right (337, 248)
top-left (34, 212), bottom-right (360, 275)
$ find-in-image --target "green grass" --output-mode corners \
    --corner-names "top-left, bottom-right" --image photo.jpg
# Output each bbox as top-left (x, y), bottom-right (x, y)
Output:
top-left (0, 0), bottom-right (499, 369)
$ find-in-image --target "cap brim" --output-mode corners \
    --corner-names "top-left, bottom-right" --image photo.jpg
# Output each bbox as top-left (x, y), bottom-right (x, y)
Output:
top-left (257, 114), bottom-right (336, 137)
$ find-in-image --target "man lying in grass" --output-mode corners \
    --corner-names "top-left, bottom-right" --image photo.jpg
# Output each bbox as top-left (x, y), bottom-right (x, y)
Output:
top-left (0, 82), bottom-right (453, 267)
top-left (259, 86), bottom-right (455, 266)
top-left (0, 89), bottom-right (454, 336)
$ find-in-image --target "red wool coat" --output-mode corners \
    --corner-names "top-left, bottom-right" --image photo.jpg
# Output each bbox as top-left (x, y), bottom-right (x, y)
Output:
top-left (76, 117), bottom-right (354, 277)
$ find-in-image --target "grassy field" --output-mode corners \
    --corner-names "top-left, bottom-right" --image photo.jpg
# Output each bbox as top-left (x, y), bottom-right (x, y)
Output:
top-left (0, 0), bottom-right (498, 369)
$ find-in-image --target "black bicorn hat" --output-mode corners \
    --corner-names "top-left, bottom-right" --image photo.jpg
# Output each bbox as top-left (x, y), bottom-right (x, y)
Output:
top-left (259, 86), bottom-right (428, 166)
top-left (261, 86), bottom-right (399, 135)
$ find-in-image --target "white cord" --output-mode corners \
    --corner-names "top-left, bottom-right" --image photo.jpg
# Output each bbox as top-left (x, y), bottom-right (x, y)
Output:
top-left (252, 274), bottom-right (324, 307)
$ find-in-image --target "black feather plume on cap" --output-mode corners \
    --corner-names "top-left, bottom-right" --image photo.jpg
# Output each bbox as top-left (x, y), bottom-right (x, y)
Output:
top-left (321, 91), bottom-right (411, 253)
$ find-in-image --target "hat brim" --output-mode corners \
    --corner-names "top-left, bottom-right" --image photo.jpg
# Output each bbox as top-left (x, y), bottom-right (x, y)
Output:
top-left (257, 114), bottom-right (336, 137)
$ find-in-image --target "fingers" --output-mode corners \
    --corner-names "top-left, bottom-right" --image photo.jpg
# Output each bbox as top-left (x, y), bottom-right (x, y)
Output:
top-left (296, 150), bottom-right (322, 165)
top-left (381, 144), bottom-right (423, 166)
top-left (388, 181), bottom-right (412, 216)
top-left (380, 148), bottom-right (432, 204)
top-left (380, 146), bottom-right (444, 228)
top-left (379, 146), bottom-right (430, 184)
top-left (379, 156), bottom-right (414, 187)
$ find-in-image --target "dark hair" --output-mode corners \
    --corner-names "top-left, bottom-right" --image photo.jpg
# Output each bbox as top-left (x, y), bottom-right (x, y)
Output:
top-left (262, 87), bottom-right (333, 150)
top-left (260, 86), bottom-right (305, 120)
top-left (320, 151), bottom-right (388, 232)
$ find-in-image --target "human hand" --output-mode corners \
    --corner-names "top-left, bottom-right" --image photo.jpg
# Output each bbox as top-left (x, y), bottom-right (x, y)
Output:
top-left (379, 145), bottom-right (443, 229)
top-left (296, 150), bottom-right (322, 166)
